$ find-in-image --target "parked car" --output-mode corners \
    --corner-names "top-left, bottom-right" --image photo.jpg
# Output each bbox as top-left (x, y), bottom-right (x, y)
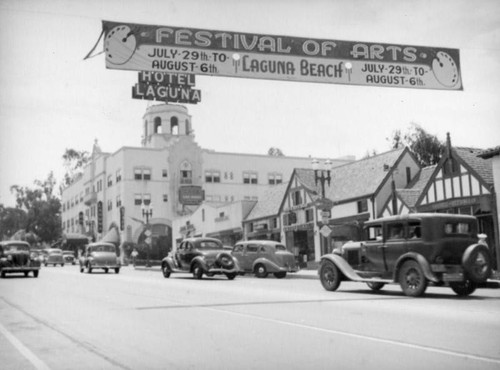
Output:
top-left (318, 213), bottom-right (493, 297)
top-left (44, 248), bottom-right (65, 267)
top-left (232, 240), bottom-right (299, 278)
top-left (0, 241), bottom-right (41, 278)
top-left (161, 237), bottom-right (240, 280)
top-left (62, 250), bottom-right (76, 265)
top-left (79, 242), bottom-right (121, 274)
top-left (30, 249), bottom-right (45, 263)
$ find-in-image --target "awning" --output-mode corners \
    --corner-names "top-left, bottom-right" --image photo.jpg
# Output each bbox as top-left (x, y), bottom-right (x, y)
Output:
top-left (63, 233), bottom-right (90, 242)
top-left (100, 227), bottom-right (120, 246)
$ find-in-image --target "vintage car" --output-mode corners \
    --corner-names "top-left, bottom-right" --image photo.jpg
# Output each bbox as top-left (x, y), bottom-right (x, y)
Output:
top-left (161, 237), bottom-right (240, 280)
top-left (79, 242), bottom-right (121, 274)
top-left (232, 240), bottom-right (299, 278)
top-left (0, 241), bottom-right (41, 278)
top-left (43, 248), bottom-right (65, 267)
top-left (62, 250), bottom-right (76, 265)
top-left (319, 213), bottom-right (493, 297)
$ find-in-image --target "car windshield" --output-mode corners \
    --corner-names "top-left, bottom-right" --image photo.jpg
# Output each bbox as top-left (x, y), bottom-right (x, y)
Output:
top-left (3, 244), bottom-right (29, 252)
top-left (197, 240), bottom-right (223, 250)
top-left (89, 245), bottom-right (116, 253)
top-left (49, 249), bottom-right (62, 255)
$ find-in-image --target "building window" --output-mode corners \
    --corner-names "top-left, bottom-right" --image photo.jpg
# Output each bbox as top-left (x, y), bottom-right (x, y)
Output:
top-left (134, 194), bottom-right (142, 205)
top-left (171, 116), bottom-right (179, 135)
top-left (134, 168), bottom-right (142, 180)
top-left (107, 200), bottom-right (113, 211)
top-left (162, 169), bottom-right (168, 178)
top-left (107, 175), bottom-right (113, 187)
top-left (116, 169), bottom-right (122, 183)
top-left (134, 168), bottom-right (152, 180)
top-left (205, 170), bottom-right (221, 183)
top-left (357, 199), bottom-right (368, 213)
top-left (292, 190), bottom-right (302, 206)
top-left (243, 171), bottom-right (258, 184)
top-left (154, 117), bottom-right (162, 133)
top-left (163, 194), bottom-right (168, 202)
top-left (181, 170), bottom-right (192, 184)
top-left (305, 208), bottom-right (314, 222)
top-left (268, 173), bottom-right (283, 185)
top-left (143, 194), bottom-right (151, 206)
top-left (116, 195), bottom-right (122, 207)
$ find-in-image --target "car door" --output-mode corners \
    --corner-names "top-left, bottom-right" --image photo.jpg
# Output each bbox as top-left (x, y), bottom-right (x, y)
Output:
top-left (232, 244), bottom-right (247, 270)
top-left (383, 221), bottom-right (408, 272)
top-left (363, 223), bottom-right (386, 271)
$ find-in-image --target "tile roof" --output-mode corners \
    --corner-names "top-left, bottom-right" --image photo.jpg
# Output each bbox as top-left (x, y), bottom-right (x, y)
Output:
top-left (477, 146), bottom-right (500, 159)
top-left (244, 183), bottom-right (288, 221)
top-left (326, 148), bottom-right (406, 202)
top-left (454, 147), bottom-right (493, 186)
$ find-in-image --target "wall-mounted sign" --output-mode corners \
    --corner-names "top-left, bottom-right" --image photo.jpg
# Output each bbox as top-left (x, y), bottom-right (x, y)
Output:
top-left (103, 20), bottom-right (463, 90)
top-left (179, 185), bottom-right (205, 205)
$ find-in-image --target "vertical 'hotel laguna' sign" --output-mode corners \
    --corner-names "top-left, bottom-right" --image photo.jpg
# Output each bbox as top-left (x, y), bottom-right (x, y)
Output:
top-left (102, 20), bottom-right (463, 90)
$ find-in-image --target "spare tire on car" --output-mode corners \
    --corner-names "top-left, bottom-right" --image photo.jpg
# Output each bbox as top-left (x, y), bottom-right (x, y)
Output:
top-left (462, 244), bottom-right (492, 283)
top-left (215, 252), bottom-right (235, 269)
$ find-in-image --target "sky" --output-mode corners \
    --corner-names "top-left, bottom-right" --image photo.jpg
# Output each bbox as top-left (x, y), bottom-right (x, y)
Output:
top-left (1, 0), bottom-right (499, 208)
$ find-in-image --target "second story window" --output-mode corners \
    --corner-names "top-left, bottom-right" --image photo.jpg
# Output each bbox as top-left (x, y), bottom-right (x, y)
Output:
top-left (292, 190), bottom-right (302, 206)
top-left (268, 173), bottom-right (283, 185)
top-left (357, 199), bottom-right (368, 213)
top-left (243, 171), bottom-right (258, 184)
top-left (134, 168), bottom-right (152, 180)
top-left (107, 175), bottom-right (113, 187)
top-left (205, 170), bottom-right (221, 183)
top-left (116, 169), bottom-right (122, 183)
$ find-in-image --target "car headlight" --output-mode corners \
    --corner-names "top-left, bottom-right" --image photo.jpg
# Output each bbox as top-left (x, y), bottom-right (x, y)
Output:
top-left (7, 255), bottom-right (13, 261)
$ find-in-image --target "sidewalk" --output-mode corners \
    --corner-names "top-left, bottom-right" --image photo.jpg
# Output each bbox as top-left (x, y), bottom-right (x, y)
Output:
top-left (133, 265), bottom-right (500, 286)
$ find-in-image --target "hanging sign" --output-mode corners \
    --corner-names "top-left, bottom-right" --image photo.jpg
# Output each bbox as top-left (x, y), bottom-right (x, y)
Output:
top-left (132, 71), bottom-right (201, 104)
top-left (102, 20), bottom-right (463, 90)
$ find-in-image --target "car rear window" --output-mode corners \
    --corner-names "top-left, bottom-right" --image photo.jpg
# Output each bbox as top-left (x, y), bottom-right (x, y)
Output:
top-left (444, 222), bottom-right (473, 237)
top-left (198, 241), bottom-right (223, 250)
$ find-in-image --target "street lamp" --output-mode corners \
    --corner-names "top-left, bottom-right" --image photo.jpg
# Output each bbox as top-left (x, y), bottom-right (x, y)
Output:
top-left (312, 159), bottom-right (333, 198)
top-left (141, 203), bottom-right (153, 267)
top-left (312, 159), bottom-right (334, 257)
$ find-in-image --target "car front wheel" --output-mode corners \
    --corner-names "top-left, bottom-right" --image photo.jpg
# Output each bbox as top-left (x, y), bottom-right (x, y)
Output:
top-left (398, 260), bottom-right (427, 297)
top-left (274, 272), bottom-right (287, 279)
top-left (192, 263), bottom-right (203, 279)
top-left (319, 260), bottom-right (341, 291)
top-left (450, 280), bottom-right (477, 296)
top-left (367, 282), bottom-right (385, 291)
top-left (33, 270), bottom-right (39, 278)
top-left (254, 264), bottom-right (268, 278)
top-left (225, 273), bottom-right (236, 280)
top-left (162, 263), bottom-right (171, 278)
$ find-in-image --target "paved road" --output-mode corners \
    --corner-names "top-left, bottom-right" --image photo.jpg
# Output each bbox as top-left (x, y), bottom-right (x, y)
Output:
top-left (1, 265), bottom-right (499, 370)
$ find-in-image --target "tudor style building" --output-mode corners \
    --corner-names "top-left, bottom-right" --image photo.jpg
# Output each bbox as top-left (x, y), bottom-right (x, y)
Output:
top-left (60, 103), bottom-right (353, 260)
top-left (387, 134), bottom-right (498, 268)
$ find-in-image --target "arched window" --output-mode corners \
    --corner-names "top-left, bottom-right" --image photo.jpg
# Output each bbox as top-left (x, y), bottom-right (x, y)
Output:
top-left (171, 116), bottom-right (179, 135)
top-left (154, 117), bottom-right (162, 134)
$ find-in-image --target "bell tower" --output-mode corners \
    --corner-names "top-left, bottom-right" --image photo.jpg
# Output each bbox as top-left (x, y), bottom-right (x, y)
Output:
top-left (142, 103), bottom-right (193, 148)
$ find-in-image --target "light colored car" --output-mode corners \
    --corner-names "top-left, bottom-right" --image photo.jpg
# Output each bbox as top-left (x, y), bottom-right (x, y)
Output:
top-left (232, 240), bottom-right (299, 278)
top-left (79, 242), bottom-right (121, 274)
top-left (0, 241), bottom-right (41, 278)
top-left (62, 250), bottom-right (76, 265)
top-left (44, 248), bottom-right (65, 267)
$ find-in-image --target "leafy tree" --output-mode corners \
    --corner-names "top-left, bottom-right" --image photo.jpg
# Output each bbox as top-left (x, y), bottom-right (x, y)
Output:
top-left (62, 148), bottom-right (90, 186)
top-left (8, 172), bottom-right (61, 243)
top-left (268, 147), bottom-right (284, 156)
top-left (389, 123), bottom-right (445, 166)
top-left (0, 205), bottom-right (27, 240)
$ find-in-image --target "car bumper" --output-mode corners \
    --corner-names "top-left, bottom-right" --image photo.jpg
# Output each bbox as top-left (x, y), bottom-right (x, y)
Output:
top-left (431, 264), bottom-right (465, 282)
top-left (1, 266), bottom-right (40, 272)
top-left (207, 267), bottom-right (239, 274)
